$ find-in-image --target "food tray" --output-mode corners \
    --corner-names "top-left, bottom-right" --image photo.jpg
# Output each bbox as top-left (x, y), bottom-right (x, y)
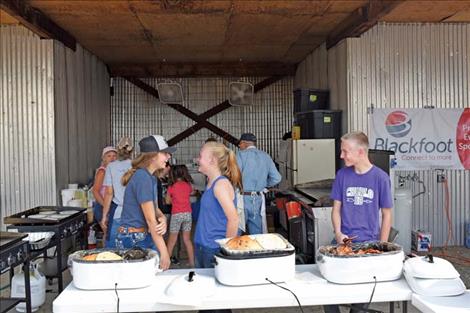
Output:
top-left (24, 232), bottom-right (55, 250)
top-left (68, 248), bottom-right (157, 264)
top-left (318, 241), bottom-right (402, 258)
top-left (216, 233), bottom-right (295, 257)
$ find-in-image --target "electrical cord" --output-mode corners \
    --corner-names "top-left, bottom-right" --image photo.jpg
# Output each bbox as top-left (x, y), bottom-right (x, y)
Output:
top-left (368, 276), bottom-right (377, 306)
top-left (340, 277), bottom-right (381, 313)
top-left (115, 283), bottom-right (120, 313)
top-left (412, 179), bottom-right (426, 199)
top-left (265, 278), bottom-right (304, 313)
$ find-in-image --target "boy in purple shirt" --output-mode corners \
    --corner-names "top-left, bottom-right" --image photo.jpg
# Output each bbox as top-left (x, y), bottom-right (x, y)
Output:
top-left (332, 131), bottom-right (393, 244)
top-left (324, 131), bottom-right (392, 313)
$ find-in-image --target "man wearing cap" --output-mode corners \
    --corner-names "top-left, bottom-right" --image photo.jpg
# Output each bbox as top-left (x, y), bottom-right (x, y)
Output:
top-left (237, 133), bottom-right (281, 234)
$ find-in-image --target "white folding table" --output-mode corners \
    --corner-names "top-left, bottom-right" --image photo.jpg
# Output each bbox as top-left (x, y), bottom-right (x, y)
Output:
top-left (411, 291), bottom-right (470, 313)
top-left (53, 264), bottom-right (412, 313)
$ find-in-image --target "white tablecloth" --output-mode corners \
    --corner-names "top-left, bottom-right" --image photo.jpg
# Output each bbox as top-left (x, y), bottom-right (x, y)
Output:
top-left (53, 265), bottom-right (413, 313)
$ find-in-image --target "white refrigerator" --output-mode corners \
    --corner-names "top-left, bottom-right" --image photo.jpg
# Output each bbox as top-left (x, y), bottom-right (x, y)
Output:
top-left (277, 139), bottom-right (336, 190)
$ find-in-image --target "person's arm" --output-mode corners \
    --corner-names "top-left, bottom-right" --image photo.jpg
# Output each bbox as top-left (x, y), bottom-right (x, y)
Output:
top-left (141, 201), bottom-right (170, 270)
top-left (332, 200), bottom-right (347, 243)
top-left (267, 158), bottom-right (282, 187)
top-left (165, 192), bottom-right (172, 204)
top-left (154, 207), bottom-right (167, 236)
top-left (380, 208), bottom-right (392, 242)
top-left (214, 179), bottom-right (239, 238)
top-left (100, 186), bottom-right (114, 234)
top-left (92, 169), bottom-right (106, 205)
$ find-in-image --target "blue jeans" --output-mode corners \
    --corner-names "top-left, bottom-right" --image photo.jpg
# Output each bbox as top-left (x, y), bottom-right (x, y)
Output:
top-left (105, 218), bottom-right (120, 248)
top-left (94, 201), bottom-right (117, 239)
top-left (93, 202), bottom-right (103, 224)
top-left (243, 195), bottom-right (263, 235)
top-left (194, 244), bottom-right (220, 269)
top-left (115, 229), bottom-right (156, 250)
top-left (195, 244), bottom-right (231, 313)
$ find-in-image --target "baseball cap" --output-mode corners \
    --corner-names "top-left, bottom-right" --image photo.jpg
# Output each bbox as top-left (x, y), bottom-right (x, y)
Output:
top-left (139, 135), bottom-right (177, 154)
top-left (102, 146), bottom-right (117, 157)
top-left (239, 133), bottom-right (257, 142)
top-left (117, 136), bottom-right (133, 151)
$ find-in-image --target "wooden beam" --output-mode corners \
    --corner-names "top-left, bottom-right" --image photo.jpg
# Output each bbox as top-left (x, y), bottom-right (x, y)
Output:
top-left (326, 1), bottom-right (402, 49)
top-left (0, 0), bottom-right (76, 50)
top-left (110, 62), bottom-right (296, 77)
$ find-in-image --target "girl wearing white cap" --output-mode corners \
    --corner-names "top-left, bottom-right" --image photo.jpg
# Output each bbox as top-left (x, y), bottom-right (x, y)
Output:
top-left (92, 146), bottom-right (117, 224)
top-left (100, 137), bottom-right (134, 247)
top-left (117, 135), bottom-right (176, 270)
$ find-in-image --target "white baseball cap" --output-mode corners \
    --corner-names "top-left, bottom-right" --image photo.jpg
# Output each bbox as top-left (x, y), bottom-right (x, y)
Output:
top-left (102, 146), bottom-right (117, 157)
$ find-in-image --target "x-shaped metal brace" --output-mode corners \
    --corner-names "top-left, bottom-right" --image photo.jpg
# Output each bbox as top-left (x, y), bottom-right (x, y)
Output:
top-left (124, 76), bottom-right (284, 146)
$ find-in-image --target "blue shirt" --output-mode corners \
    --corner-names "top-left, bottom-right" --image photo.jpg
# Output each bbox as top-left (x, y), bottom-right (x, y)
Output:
top-left (103, 159), bottom-right (132, 218)
top-left (236, 146), bottom-right (282, 192)
top-left (331, 165), bottom-right (393, 242)
top-left (195, 176), bottom-right (235, 249)
top-left (121, 168), bottom-right (157, 229)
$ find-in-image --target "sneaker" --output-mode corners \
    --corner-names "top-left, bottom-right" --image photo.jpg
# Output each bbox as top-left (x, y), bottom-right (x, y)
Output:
top-left (170, 256), bottom-right (180, 265)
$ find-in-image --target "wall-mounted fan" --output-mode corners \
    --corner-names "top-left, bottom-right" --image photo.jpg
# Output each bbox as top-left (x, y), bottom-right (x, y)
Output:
top-left (157, 82), bottom-right (183, 104)
top-left (229, 81), bottom-right (254, 106)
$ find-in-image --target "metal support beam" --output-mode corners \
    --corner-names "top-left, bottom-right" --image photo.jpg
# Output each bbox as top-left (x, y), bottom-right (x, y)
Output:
top-left (326, 0), bottom-right (402, 49)
top-left (124, 78), bottom-right (239, 145)
top-left (110, 62), bottom-right (296, 77)
top-left (124, 76), bottom-right (284, 146)
top-left (0, 0), bottom-right (76, 50)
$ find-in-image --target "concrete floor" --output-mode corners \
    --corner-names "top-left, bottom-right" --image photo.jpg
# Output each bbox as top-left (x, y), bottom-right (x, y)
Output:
top-left (2, 246), bottom-right (469, 313)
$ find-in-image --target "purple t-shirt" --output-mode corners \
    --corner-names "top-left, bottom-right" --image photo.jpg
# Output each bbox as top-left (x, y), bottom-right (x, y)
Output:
top-left (331, 165), bottom-right (393, 242)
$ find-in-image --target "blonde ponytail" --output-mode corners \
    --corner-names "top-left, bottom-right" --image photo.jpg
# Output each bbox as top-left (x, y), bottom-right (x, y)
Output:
top-left (205, 142), bottom-right (243, 190)
top-left (121, 152), bottom-right (159, 186)
top-left (225, 149), bottom-right (242, 190)
top-left (121, 168), bottom-right (137, 186)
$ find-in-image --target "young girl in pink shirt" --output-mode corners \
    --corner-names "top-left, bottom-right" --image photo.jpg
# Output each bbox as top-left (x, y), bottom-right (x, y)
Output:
top-left (166, 165), bottom-right (194, 268)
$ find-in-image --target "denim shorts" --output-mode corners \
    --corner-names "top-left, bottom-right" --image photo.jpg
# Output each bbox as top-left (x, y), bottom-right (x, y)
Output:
top-left (115, 229), bottom-right (156, 251)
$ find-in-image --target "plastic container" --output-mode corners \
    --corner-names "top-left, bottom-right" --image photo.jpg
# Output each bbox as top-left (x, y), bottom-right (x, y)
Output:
top-left (275, 197), bottom-right (288, 210)
top-left (285, 201), bottom-right (301, 219)
top-left (61, 189), bottom-right (76, 206)
top-left (293, 89), bottom-right (329, 113)
top-left (294, 110), bottom-right (342, 139)
top-left (292, 125), bottom-right (301, 140)
top-left (11, 264), bottom-right (46, 312)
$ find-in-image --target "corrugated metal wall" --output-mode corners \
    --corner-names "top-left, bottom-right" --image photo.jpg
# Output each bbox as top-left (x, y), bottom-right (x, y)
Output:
top-left (54, 42), bottom-right (111, 193)
top-left (347, 23), bottom-right (470, 247)
top-left (295, 41), bottom-right (349, 132)
top-left (0, 26), bottom-right (56, 228)
top-left (111, 77), bottom-right (293, 164)
top-left (294, 43), bottom-right (328, 90)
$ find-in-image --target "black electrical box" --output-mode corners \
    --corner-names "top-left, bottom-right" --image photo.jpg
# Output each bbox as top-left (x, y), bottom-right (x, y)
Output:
top-left (293, 89), bottom-right (329, 113)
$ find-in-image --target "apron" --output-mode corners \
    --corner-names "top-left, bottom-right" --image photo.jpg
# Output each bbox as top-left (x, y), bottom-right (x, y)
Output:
top-left (238, 189), bottom-right (268, 234)
top-left (260, 189), bottom-right (268, 234)
top-left (236, 190), bottom-right (246, 233)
